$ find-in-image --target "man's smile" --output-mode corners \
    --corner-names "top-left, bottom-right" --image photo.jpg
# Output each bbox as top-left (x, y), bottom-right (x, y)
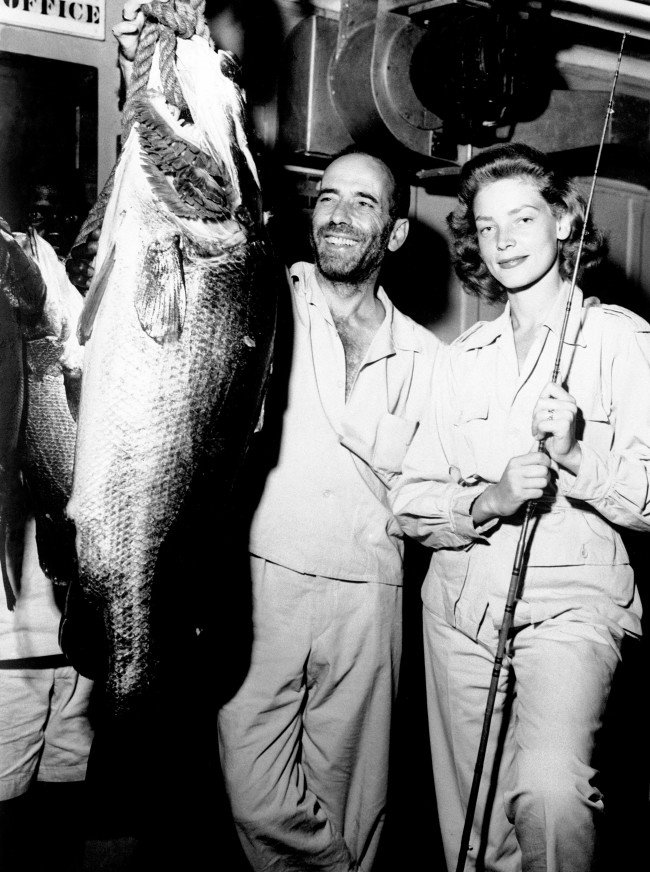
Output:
top-left (323, 234), bottom-right (359, 247)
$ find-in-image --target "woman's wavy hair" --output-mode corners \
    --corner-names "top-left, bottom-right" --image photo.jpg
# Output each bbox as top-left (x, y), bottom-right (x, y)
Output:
top-left (446, 143), bottom-right (605, 303)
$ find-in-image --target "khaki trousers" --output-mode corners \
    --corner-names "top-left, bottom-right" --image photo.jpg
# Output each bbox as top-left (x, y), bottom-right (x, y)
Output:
top-left (423, 606), bottom-right (621, 872)
top-left (218, 557), bottom-right (402, 872)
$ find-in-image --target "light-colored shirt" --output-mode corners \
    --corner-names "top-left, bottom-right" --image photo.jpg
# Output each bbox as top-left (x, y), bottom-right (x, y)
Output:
top-left (390, 285), bottom-right (650, 638)
top-left (0, 516), bottom-right (62, 660)
top-left (248, 262), bottom-right (442, 584)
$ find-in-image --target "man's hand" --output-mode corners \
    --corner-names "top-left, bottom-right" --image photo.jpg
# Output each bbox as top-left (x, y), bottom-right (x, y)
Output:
top-left (472, 452), bottom-right (551, 523)
top-left (112, 1), bottom-right (149, 62)
top-left (66, 229), bottom-right (100, 293)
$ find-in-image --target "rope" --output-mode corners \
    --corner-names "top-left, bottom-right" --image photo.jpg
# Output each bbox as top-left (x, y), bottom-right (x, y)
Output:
top-left (71, 0), bottom-right (210, 253)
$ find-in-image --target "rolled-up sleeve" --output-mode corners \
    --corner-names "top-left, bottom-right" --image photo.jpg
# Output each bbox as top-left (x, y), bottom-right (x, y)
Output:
top-left (389, 351), bottom-right (496, 548)
top-left (559, 319), bottom-right (650, 533)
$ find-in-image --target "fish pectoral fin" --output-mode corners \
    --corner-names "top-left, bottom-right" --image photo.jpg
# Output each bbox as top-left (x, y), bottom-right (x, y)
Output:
top-left (135, 236), bottom-right (186, 344)
top-left (78, 242), bottom-right (116, 345)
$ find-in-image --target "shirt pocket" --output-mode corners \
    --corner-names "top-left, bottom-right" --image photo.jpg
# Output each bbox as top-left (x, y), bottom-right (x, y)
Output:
top-left (521, 509), bottom-right (628, 567)
top-left (424, 546), bottom-right (471, 624)
top-left (371, 412), bottom-right (419, 474)
top-left (578, 396), bottom-right (614, 454)
top-left (455, 390), bottom-right (489, 426)
top-left (452, 391), bottom-right (490, 470)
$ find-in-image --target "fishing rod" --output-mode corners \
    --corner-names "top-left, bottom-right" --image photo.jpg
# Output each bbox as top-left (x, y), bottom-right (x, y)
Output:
top-left (455, 31), bottom-right (628, 872)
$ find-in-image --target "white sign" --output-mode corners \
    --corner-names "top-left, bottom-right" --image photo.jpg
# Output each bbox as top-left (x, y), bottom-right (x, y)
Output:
top-left (0, 0), bottom-right (105, 41)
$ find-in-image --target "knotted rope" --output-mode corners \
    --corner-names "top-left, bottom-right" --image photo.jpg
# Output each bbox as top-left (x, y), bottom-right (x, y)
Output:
top-left (72, 0), bottom-right (210, 253)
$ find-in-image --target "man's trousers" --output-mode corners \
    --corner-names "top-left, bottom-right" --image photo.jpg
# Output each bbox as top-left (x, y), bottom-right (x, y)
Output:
top-left (218, 557), bottom-right (402, 872)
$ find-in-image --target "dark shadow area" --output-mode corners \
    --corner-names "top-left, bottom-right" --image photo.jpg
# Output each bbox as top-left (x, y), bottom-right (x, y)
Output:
top-left (380, 220), bottom-right (452, 329)
top-left (581, 254), bottom-right (650, 325)
top-left (375, 539), bottom-right (444, 872)
top-left (556, 143), bottom-right (650, 195)
top-left (0, 51), bottom-right (97, 230)
top-left (205, 0), bottom-right (285, 109)
top-left (76, 499), bottom-right (258, 872)
top-left (595, 532), bottom-right (650, 872)
top-left (264, 165), bottom-right (316, 269)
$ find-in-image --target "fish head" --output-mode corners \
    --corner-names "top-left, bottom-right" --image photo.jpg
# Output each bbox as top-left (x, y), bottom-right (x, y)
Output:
top-left (172, 36), bottom-right (262, 216)
top-left (134, 37), bottom-right (265, 249)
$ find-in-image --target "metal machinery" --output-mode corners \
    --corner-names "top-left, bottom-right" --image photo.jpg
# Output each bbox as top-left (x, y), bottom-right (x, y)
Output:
top-left (277, 0), bottom-right (650, 180)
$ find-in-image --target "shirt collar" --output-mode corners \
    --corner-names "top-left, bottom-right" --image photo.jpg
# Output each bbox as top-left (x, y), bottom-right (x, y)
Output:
top-left (460, 283), bottom-right (586, 350)
top-left (289, 261), bottom-right (425, 355)
top-left (460, 305), bottom-right (509, 350)
top-left (543, 283), bottom-right (586, 347)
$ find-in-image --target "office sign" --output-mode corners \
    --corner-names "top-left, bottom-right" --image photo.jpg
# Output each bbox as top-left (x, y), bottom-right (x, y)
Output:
top-left (0, 0), bottom-right (105, 41)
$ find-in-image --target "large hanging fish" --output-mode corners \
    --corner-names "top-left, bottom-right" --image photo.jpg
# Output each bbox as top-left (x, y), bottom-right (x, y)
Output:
top-left (61, 29), bottom-right (278, 714)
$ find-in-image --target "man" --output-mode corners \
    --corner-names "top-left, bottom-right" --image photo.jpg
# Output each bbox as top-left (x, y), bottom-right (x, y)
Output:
top-left (217, 149), bottom-right (442, 872)
top-left (0, 222), bottom-right (93, 872)
top-left (25, 173), bottom-right (87, 257)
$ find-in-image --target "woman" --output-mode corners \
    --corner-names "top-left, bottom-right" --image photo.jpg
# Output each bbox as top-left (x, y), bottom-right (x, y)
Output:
top-left (390, 143), bottom-right (650, 872)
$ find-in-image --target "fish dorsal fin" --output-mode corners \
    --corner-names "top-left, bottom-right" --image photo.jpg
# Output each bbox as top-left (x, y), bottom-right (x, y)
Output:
top-left (77, 242), bottom-right (116, 346)
top-left (134, 236), bottom-right (186, 344)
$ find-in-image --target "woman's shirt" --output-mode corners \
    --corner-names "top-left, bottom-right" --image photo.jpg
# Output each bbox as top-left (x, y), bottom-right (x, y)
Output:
top-left (390, 285), bottom-right (650, 640)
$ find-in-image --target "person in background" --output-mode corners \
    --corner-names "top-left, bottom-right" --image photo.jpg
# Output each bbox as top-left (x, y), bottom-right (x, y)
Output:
top-left (0, 223), bottom-right (94, 872)
top-left (390, 143), bottom-right (650, 872)
top-left (217, 145), bottom-right (442, 872)
top-left (24, 172), bottom-right (88, 258)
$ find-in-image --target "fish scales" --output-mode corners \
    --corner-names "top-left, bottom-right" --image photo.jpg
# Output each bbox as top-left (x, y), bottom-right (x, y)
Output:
top-left (64, 35), bottom-right (278, 712)
top-left (19, 236), bottom-right (83, 593)
top-left (22, 338), bottom-right (78, 587)
top-left (0, 229), bottom-right (82, 607)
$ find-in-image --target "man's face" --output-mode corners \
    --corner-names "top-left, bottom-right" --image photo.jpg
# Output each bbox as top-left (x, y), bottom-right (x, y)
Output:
top-left (28, 184), bottom-right (76, 254)
top-left (310, 154), bottom-right (400, 284)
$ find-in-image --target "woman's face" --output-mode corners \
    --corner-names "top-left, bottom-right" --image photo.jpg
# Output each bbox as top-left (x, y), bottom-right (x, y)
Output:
top-left (473, 177), bottom-right (570, 292)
